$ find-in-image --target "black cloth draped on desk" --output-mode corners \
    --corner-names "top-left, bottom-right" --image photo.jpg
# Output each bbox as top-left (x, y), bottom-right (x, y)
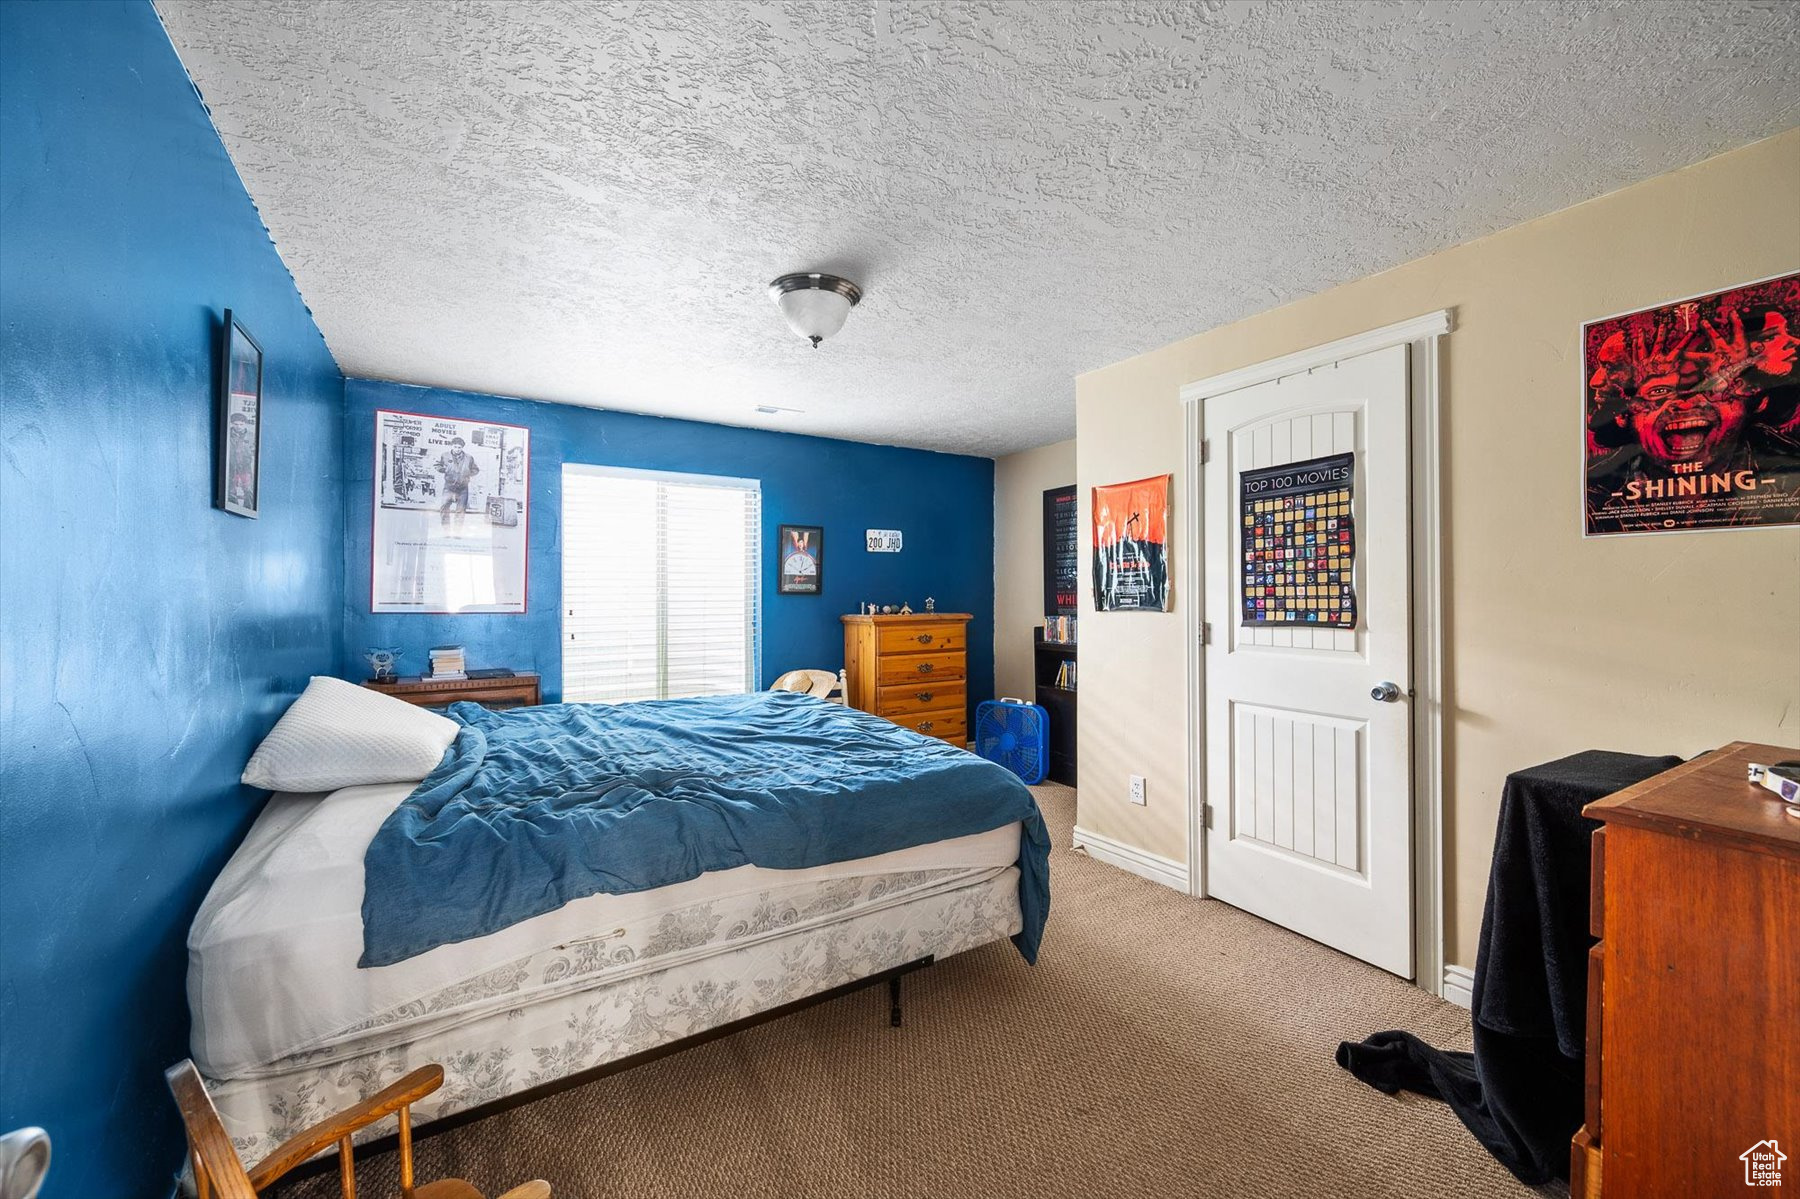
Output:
top-left (1335, 749), bottom-right (1681, 1184)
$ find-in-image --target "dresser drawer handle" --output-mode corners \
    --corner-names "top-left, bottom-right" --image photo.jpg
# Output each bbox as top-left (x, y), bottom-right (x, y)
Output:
top-left (916, 633), bottom-right (935, 645)
top-left (917, 662), bottom-right (934, 674)
top-left (916, 691), bottom-right (934, 703)
top-left (918, 720), bottom-right (935, 733)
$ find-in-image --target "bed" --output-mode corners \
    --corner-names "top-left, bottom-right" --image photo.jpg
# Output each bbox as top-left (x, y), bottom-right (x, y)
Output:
top-left (189, 689), bottom-right (1049, 1163)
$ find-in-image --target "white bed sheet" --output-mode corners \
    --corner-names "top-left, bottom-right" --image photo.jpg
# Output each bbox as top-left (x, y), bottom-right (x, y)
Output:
top-left (189, 781), bottom-right (1020, 1078)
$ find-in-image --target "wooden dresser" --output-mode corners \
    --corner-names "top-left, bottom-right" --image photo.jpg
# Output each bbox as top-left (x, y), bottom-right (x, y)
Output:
top-left (363, 672), bottom-right (541, 710)
top-left (841, 613), bottom-right (971, 744)
top-left (1572, 741), bottom-right (1799, 1198)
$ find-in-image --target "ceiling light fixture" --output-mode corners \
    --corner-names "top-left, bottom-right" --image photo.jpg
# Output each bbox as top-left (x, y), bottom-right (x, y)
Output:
top-left (768, 272), bottom-right (862, 348)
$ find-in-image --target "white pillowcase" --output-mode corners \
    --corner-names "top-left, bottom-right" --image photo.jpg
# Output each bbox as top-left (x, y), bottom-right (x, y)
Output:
top-left (241, 676), bottom-right (460, 793)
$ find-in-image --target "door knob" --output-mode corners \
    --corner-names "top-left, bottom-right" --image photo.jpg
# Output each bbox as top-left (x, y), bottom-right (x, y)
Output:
top-left (1370, 681), bottom-right (1402, 703)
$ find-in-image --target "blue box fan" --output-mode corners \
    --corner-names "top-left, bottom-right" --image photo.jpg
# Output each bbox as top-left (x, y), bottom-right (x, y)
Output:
top-left (975, 698), bottom-right (1049, 785)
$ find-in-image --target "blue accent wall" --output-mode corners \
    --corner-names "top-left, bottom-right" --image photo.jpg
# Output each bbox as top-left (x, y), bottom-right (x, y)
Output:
top-left (0, 4), bottom-right (346, 1197)
top-left (343, 380), bottom-right (995, 715)
top-left (0, 5), bottom-right (996, 1195)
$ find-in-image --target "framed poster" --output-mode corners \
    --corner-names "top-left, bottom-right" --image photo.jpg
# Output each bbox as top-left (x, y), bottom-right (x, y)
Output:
top-left (214, 310), bottom-right (262, 518)
top-left (778, 524), bottom-right (823, 594)
top-left (1583, 271), bottom-right (1799, 536)
top-left (1239, 452), bottom-right (1356, 627)
top-left (1092, 474), bottom-right (1170, 611)
top-left (1043, 484), bottom-right (1078, 616)
top-left (371, 410), bottom-right (530, 613)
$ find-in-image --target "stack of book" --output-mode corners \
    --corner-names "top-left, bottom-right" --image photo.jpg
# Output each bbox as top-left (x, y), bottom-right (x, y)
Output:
top-left (428, 645), bottom-right (467, 680)
top-left (1043, 615), bottom-right (1078, 645)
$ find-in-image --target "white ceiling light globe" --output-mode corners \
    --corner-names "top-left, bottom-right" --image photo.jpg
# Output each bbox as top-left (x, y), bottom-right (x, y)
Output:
top-left (768, 273), bottom-right (862, 348)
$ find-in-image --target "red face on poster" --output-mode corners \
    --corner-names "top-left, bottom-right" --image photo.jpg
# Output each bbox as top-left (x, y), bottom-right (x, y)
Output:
top-left (1583, 273), bottom-right (1800, 535)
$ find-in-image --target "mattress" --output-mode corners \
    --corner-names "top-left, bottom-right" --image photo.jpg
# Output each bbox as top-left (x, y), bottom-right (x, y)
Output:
top-left (207, 865), bottom-right (1020, 1163)
top-left (189, 781), bottom-right (1022, 1079)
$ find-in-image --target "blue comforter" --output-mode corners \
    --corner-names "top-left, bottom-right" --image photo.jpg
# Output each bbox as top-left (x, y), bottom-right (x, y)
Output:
top-left (361, 692), bottom-right (1050, 968)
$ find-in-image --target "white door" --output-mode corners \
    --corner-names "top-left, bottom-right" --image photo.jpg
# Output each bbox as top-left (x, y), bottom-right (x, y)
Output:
top-left (1202, 343), bottom-right (1413, 977)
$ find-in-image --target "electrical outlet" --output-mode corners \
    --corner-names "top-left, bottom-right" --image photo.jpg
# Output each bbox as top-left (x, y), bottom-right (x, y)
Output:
top-left (1129, 775), bottom-right (1147, 806)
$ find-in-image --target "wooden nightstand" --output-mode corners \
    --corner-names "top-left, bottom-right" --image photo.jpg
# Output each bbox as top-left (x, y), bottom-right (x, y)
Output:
top-left (362, 673), bottom-right (541, 710)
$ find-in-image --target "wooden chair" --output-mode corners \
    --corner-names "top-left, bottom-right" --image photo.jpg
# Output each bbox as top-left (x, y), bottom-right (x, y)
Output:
top-left (165, 1060), bottom-right (549, 1199)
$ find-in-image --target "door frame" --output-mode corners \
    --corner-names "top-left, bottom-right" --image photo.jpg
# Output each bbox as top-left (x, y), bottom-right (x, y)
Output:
top-left (1178, 310), bottom-right (1452, 995)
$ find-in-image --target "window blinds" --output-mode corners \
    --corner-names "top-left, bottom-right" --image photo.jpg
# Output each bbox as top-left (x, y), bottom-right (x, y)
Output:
top-left (562, 464), bottom-right (760, 704)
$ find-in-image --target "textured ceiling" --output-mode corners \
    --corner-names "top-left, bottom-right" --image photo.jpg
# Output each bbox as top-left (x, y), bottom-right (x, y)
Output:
top-left (155, 1), bottom-right (1800, 457)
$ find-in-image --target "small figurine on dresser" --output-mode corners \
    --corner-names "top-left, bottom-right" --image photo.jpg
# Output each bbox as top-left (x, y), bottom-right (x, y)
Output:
top-left (363, 647), bottom-right (402, 683)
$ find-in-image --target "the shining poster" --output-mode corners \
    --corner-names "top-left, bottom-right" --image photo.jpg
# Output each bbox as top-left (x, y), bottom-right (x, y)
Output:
top-left (372, 410), bottom-right (531, 613)
top-left (1239, 452), bottom-right (1356, 628)
top-left (1583, 272), bottom-right (1800, 536)
top-left (1092, 474), bottom-right (1170, 611)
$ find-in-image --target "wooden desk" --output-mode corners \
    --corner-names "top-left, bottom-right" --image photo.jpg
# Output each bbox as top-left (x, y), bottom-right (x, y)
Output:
top-left (363, 673), bottom-right (541, 710)
top-left (1572, 741), bottom-right (1799, 1198)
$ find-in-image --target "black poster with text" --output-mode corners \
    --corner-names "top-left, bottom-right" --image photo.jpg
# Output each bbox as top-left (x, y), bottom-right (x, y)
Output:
top-left (1240, 452), bottom-right (1356, 628)
top-left (1043, 485), bottom-right (1078, 615)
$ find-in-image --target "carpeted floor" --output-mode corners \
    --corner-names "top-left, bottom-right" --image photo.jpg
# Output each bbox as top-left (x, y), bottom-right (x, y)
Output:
top-left (279, 784), bottom-right (1557, 1199)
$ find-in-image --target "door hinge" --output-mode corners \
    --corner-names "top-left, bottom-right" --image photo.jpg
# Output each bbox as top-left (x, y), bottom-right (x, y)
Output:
top-left (1203, 804), bottom-right (1216, 830)
top-left (1199, 439), bottom-right (1211, 465)
top-left (1199, 621), bottom-right (1212, 645)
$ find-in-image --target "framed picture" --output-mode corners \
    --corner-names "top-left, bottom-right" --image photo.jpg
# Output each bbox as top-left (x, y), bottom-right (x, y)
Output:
top-left (371, 410), bottom-right (531, 613)
top-left (777, 524), bottom-right (823, 595)
top-left (215, 309), bottom-right (263, 518)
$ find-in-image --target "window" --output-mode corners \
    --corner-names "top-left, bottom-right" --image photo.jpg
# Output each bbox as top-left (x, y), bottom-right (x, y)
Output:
top-left (562, 464), bottom-right (760, 703)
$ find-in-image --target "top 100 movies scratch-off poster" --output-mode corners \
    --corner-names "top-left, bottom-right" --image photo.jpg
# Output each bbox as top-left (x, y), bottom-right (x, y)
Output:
top-left (1239, 452), bottom-right (1356, 628)
top-left (372, 410), bottom-right (531, 613)
top-left (1584, 272), bottom-right (1800, 536)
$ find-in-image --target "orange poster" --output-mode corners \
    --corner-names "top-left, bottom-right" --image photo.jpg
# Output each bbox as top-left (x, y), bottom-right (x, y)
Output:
top-left (1092, 474), bottom-right (1170, 611)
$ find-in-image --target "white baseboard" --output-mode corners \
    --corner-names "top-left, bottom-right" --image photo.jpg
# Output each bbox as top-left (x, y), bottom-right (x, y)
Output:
top-left (1072, 825), bottom-right (1190, 893)
top-left (1442, 964), bottom-right (1475, 1009)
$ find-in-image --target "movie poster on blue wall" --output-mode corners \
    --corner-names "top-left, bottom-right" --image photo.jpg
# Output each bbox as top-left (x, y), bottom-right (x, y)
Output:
top-left (372, 409), bottom-right (531, 613)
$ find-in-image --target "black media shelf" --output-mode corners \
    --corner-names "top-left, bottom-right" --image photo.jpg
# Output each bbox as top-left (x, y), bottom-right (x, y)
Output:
top-left (1032, 628), bottom-right (1077, 786)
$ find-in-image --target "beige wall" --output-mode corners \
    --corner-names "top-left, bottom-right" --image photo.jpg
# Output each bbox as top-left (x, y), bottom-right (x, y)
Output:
top-left (995, 438), bottom-right (1077, 700)
top-left (1074, 129), bottom-right (1800, 967)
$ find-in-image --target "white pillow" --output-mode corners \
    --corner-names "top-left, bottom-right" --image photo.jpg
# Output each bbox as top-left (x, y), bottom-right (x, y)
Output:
top-left (241, 676), bottom-right (460, 793)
